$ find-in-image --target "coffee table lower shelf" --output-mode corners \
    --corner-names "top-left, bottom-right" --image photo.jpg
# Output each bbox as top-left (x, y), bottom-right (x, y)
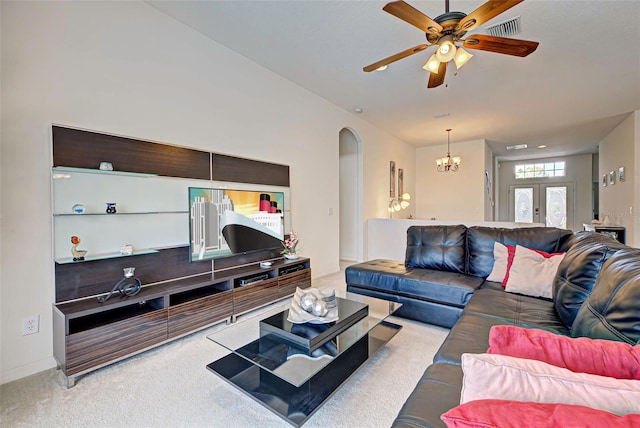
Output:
top-left (206, 320), bottom-right (402, 427)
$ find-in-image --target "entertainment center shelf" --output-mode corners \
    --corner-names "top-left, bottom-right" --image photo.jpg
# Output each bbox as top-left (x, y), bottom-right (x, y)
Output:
top-left (54, 257), bottom-right (311, 387)
top-left (51, 125), bottom-right (299, 388)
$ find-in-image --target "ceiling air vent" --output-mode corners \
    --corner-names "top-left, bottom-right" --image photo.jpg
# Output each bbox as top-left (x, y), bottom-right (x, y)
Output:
top-left (485, 16), bottom-right (522, 37)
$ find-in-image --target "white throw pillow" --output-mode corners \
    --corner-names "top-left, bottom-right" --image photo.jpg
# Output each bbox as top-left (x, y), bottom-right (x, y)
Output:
top-left (461, 353), bottom-right (640, 416)
top-left (504, 245), bottom-right (564, 298)
top-left (486, 242), bottom-right (509, 283)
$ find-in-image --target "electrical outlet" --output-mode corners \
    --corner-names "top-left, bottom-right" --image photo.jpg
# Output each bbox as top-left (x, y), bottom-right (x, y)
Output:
top-left (22, 315), bottom-right (40, 336)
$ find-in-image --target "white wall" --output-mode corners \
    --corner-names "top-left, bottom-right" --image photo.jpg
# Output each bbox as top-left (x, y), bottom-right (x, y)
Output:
top-left (598, 112), bottom-right (638, 245)
top-left (498, 154), bottom-right (594, 231)
top-left (414, 139), bottom-right (488, 221)
top-left (0, 1), bottom-right (414, 383)
top-left (357, 126), bottom-right (416, 260)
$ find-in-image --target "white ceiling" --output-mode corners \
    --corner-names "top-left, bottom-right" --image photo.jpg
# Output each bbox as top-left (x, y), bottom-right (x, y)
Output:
top-left (148, 0), bottom-right (640, 159)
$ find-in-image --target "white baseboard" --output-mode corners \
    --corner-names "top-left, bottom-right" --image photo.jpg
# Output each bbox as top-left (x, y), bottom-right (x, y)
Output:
top-left (1, 357), bottom-right (57, 385)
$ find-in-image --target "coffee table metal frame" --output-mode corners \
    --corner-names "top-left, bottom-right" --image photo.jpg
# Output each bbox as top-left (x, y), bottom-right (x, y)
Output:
top-left (206, 291), bottom-right (402, 427)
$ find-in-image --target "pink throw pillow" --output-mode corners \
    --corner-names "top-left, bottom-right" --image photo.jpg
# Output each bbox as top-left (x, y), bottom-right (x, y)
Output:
top-left (485, 242), bottom-right (516, 286)
top-left (487, 325), bottom-right (640, 380)
top-left (441, 399), bottom-right (640, 428)
top-left (460, 353), bottom-right (640, 415)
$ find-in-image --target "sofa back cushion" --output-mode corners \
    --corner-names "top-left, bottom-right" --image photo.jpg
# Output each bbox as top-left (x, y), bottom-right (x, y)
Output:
top-left (467, 226), bottom-right (573, 278)
top-left (405, 225), bottom-right (466, 273)
top-left (553, 232), bottom-right (626, 328)
top-left (571, 248), bottom-right (640, 345)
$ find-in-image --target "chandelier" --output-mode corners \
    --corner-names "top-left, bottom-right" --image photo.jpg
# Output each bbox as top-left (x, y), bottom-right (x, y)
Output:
top-left (436, 128), bottom-right (461, 172)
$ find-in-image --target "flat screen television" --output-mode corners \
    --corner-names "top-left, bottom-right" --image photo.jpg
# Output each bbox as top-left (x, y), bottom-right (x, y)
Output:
top-left (188, 186), bottom-right (289, 262)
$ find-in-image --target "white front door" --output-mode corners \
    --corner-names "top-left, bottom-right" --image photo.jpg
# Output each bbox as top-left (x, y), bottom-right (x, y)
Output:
top-left (509, 183), bottom-right (574, 229)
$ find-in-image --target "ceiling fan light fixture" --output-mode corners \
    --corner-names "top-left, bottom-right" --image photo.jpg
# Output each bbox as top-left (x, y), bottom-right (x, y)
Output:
top-left (453, 47), bottom-right (473, 69)
top-left (435, 38), bottom-right (457, 62)
top-left (423, 54), bottom-right (441, 73)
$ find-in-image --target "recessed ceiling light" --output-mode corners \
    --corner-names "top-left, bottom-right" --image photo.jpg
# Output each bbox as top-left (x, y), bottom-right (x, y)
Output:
top-left (376, 65), bottom-right (388, 71)
top-left (353, 107), bottom-right (363, 113)
top-left (506, 144), bottom-right (528, 150)
top-left (537, 144), bottom-right (547, 149)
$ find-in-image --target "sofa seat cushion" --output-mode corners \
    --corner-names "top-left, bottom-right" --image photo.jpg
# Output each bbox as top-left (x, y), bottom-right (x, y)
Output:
top-left (344, 259), bottom-right (409, 293)
top-left (405, 225), bottom-right (467, 274)
top-left (392, 363), bottom-right (463, 428)
top-left (399, 269), bottom-right (484, 307)
top-left (553, 231), bottom-right (625, 328)
top-left (463, 288), bottom-right (569, 334)
top-left (434, 290), bottom-right (569, 366)
top-left (572, 248), bottom-right (640, 344)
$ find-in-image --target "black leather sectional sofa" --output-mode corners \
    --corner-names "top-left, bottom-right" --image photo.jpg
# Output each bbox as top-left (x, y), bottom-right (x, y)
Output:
top-left (345, 225), bottom-right (640, 427)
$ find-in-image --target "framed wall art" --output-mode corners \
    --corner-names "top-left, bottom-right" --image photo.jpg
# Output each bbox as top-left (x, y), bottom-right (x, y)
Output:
top-left (390, 161), bottom-right (396, 198)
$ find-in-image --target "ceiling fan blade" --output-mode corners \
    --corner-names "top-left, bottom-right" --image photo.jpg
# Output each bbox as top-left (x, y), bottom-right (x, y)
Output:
top-left (363, 44), bottom-right (429, 72)
top-left (427, 61), bottom-right (447, 88)
top-left (457, 0), bottom-right (524, 32)
top-left (383, 1), bottom-right (443, 34)
top-left (463, 34), bottom-right (538, 57)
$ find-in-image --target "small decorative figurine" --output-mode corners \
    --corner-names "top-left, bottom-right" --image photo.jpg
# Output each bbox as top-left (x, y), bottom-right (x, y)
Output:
top-left (120, 244), bottom-right (134, 255)
top-left (106, 202), bottom-right (117, 214)
top-left (70, 235), bottom-right (88, 261)
top-left (99, 162), bottom-right (113, 171)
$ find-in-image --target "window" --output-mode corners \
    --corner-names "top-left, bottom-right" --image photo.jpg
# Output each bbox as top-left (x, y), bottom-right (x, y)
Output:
top-left (515, 161), bottom-right (565, 179)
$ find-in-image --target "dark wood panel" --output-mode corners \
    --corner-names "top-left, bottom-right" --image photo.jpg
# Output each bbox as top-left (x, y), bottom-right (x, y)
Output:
top-left (65, 309), bottom-right (167, 376)
top-left (211, 153), bottom-right (289, 187)
top-left (52, 126), bottom-right (210, 180)
top-left (213, 248), bottom-right (283, 271)
top-left (55, 247), bottom-right (211, 302)
top-left (278, 269), bottom-right (311, 297)
top-left (167, 291), bottom-right (233, 338)
top-left (233, 278), bottom-right (279, 314)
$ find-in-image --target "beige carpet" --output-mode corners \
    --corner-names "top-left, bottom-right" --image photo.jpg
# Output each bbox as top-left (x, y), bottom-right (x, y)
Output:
top-left (1, 269), bottom-right (448, 428)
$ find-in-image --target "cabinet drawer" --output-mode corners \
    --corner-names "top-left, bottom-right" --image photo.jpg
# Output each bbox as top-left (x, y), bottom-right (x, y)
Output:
top-left (168, 291), bottom-right (233, 338)
top-left (66, 309), bottom-right (168, 376)
top-left (233, 278), bottom-right (278, 314)
top-left (278, 268), bottom-right (311, 297)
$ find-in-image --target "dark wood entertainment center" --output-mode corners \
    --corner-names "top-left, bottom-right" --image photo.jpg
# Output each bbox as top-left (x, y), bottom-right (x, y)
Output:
top-left (51, 126), bottom-right (311, 387)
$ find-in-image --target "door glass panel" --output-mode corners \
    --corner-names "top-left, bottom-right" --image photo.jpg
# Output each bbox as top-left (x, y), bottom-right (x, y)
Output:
top-left (546, 186), bottom-right (567, 228)
top-left (514, 188), bottom-right (533, 223)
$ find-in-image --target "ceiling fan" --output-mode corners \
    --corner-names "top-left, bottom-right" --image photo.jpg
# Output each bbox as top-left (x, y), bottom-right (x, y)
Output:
top-left (364, 0), bottom-right (539, 88)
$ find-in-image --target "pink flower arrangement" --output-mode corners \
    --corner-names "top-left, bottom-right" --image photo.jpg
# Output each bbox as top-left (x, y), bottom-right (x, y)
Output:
top-left (281, 230), bottom-right (299, 255)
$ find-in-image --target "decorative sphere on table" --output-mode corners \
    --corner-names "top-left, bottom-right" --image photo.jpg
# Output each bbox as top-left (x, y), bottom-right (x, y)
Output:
top-left (311, 301), bottom-right (328, 317)
top-left (300, 293), bottom-right (316, 312)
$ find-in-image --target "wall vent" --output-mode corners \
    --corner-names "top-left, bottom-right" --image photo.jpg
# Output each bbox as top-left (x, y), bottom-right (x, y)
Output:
top-left (485, 16), bottom-right (522, 37)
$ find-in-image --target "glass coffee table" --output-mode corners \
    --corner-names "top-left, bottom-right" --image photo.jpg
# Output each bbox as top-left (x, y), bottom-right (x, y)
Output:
top-left (206, 291), bottom-right (402, 426)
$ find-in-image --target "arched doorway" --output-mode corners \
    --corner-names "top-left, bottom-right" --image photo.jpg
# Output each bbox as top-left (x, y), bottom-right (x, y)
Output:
top-left (339, 128), bottom-right (362, 262)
